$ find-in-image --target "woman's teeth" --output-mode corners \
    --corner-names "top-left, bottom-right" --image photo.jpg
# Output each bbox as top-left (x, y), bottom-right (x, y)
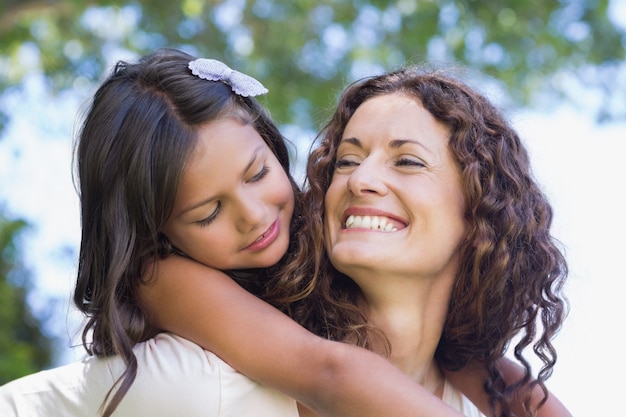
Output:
top-left (344, 215), bottom-right (398, 232)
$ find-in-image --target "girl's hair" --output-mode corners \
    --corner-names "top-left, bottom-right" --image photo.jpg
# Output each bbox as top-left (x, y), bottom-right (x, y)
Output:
top-left (72, 48), bottom-right (304, 416)
top-left (300, 68), bottom-right (568, 417)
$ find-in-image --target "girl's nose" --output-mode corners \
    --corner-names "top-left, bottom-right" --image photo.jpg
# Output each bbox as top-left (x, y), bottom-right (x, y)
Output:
top-left (235, 194), bottom-right (267, 233)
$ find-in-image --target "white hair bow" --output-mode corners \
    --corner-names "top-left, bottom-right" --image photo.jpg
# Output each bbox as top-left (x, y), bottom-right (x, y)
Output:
top-left (188, 58), bottom-right (268, 97)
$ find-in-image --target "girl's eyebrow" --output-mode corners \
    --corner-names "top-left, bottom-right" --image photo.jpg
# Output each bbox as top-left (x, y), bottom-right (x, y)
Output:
top-left (242, 145), bottom-right (263, 176)
top-left (180, 145), bottom-right (264, 216)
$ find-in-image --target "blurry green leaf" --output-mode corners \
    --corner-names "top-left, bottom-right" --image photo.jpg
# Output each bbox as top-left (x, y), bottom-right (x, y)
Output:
top-left (0, 210), bottom-right (54, 383)
top-left (1, 0), bottom-right (624, 128)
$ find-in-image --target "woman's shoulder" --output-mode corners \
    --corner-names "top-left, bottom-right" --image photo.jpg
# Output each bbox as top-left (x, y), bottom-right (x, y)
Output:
top-left (122, 332), bottom-right (299, 416)
top-left (0, 357), bottom-right (116, 416)
top-left (0, 333), bottom-right (297, 417)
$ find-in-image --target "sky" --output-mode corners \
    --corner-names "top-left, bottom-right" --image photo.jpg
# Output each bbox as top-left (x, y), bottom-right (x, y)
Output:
top-left (1, 4), bottom-right (626, 414)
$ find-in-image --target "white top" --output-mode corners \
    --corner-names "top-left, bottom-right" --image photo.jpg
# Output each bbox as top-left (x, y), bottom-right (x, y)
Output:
top-left (443, 378), bottom-right (486, 417)
top-left (1, 332), bottom-right (484, 417)
top-left (0, 333), bottom-right (298, 416)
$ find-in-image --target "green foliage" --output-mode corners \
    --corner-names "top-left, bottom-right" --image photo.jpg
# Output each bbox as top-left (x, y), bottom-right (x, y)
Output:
top-left (0, 211), bottom-right (54, 384)
top-left (1, 0), bottom-right (624, 131)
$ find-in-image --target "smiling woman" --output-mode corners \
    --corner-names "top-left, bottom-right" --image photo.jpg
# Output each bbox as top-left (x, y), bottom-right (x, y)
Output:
top-left (301, 67), bottom-right (571, 417)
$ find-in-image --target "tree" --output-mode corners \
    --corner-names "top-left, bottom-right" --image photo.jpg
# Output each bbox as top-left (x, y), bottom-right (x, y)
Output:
top-left (0, 210), bottom-right (54, 384)
top-left (0, 0), bottom-right (624, 134)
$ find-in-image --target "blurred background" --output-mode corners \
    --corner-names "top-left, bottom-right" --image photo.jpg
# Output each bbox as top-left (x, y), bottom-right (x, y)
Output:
top-left (1, 0), bottom-right (624, 415)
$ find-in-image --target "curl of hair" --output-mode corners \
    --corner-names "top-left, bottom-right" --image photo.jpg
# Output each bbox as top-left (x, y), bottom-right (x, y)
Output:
top-left (299, 68), bottom-right (568, 417)
top-left (72, 48), bottom-right (300, 416)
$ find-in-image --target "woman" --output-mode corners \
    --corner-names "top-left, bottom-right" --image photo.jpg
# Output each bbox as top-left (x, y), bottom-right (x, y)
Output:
top-left (299, 68), bottom-right (569, 417)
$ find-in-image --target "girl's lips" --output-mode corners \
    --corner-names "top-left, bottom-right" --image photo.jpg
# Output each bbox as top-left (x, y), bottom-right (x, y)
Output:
top-left (243, 218), bottom-right (280, 251)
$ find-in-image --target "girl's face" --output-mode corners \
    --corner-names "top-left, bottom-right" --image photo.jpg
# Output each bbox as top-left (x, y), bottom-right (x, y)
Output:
top-left (324, 93), bottom-right (467, 283)
top-left (163, 118), bottom-right (294, 270)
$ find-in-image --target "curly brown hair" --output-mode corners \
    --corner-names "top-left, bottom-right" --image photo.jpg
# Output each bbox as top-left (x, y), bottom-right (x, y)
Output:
top-left (298, 68), bottom-right (568, 417)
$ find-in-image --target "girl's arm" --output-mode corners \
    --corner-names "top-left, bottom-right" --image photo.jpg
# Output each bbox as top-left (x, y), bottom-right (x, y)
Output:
top-left (444, 359), bottom-right (572, 417)
top-left (138, 255), bottom-right (464, 417)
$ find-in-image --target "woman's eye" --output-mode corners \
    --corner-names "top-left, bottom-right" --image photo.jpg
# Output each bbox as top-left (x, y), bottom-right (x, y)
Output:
top-left (250, 165), bottom-right (269, 182)
top-left (334, 158), bottom-right (359, 169)
top-left (197, 203), bottom-right (221, 227)
top-left (396, 157), bottom-right (426, 168)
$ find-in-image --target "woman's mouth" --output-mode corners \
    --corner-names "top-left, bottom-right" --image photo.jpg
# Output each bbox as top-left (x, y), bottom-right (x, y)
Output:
top-left (344, 214), bottom-right (399, 232)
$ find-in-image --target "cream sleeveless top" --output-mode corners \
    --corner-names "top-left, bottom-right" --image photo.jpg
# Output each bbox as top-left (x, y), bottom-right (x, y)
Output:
top-left (0, 333), bottom-right (298, 416)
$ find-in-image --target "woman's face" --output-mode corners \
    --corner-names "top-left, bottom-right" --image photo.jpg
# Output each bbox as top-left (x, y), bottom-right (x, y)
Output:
top-left (163, 118), bottom-right (294, 270)
top-left (324, 93), bottom-right (467, 281)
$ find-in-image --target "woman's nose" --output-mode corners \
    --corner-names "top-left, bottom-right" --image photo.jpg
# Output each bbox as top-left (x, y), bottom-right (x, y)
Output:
top-left (346, 160), bottom-right (388, 197)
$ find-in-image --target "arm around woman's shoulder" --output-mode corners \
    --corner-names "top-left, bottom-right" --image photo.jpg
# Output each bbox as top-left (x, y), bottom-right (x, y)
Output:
top-left (138, 255), bottom-right (465, 417)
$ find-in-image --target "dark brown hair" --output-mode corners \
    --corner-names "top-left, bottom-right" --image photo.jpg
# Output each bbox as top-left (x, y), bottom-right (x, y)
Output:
top-left (300, 68), bottom-right (568, 416)
top-left (73, 48), bottom-right (302, 416)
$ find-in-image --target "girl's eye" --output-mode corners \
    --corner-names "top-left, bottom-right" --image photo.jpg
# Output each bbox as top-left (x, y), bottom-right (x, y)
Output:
top-left (334, 158), bottom-right (359, 169)
top-left (250, 165), bottom-right (269, 182)
top-left (197, 202), bottom-right (221, 227)
top-left (196, 166), bottom-right (268, 228)
top-left (396, 157), bottom-right (426, 168)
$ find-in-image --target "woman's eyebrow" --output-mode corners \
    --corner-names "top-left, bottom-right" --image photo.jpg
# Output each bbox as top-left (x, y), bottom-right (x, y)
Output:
top-left (389, 139), bottom-right (435, 158)
top-left (339, 137), bottom-right (435, 158)
top-left (339, 137), bottom-right (362, 147)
